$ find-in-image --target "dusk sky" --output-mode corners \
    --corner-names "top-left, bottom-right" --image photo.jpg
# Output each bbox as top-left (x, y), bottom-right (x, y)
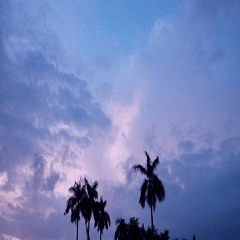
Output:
top-left (0, 0), bottom-right (240, 239)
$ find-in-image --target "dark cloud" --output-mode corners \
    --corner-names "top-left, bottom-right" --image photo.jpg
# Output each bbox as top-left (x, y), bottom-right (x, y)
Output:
top-left (0, 42), bottom-right (111, 172)
top-left (0, 1), bottom-right (111, 238)
top-left (0, 196), bottom-right (74, 240)
top-left (45, 172), bottom-right (60, 192)
top-left (157, 138), bottom-right (240, 240)
top-left (30, 153), bottom-right (59, 192)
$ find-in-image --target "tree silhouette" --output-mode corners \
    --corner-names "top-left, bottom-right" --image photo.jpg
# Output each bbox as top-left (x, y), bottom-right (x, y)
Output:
top-left (114, 217), bottom-right (170, 240)
top-left (133, 151), bottom-right (165, 229)
top-left (140, 223), bottom-right (147, 239)
top-left (128, 217), bottom-right (142, 240)
top-left (159, 229), bottom-right (170, 240)
top-left (82, 178), bottom-right (99, 240)
top-left (64, 179), bottom-right (86, 240)
top-left (114, 218), bottom-right (128, 240)
top-left (94, 197), bottom-right (111, 240)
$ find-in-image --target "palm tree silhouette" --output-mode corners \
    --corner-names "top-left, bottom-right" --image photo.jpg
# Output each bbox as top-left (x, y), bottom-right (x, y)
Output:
top-left (128, 217), bottom-right (142, 239)
top-left (64, 179), bottom-right (86, 240)
top-left (94, 197), bottom-right (111, 240)
top-left (114, 218), bottom-right (128, 240)
top-left (82, 178), bottom-right (99, 240)
top-left (133, 151), bottom-right (165, 229)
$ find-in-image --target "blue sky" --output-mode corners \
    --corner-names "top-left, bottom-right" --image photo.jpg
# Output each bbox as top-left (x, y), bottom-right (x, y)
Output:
top-left (0, 0), bottom-right (240, 240)
top-left (46, 0), bottom-right (178, 57)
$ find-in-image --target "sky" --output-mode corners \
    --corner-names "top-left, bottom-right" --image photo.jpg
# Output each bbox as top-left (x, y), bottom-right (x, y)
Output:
top-left (0, 0), bottom-right (240, 239)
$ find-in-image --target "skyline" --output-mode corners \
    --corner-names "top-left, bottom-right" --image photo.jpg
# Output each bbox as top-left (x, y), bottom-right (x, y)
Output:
top-left (0, 0), bottom-right (240, 239)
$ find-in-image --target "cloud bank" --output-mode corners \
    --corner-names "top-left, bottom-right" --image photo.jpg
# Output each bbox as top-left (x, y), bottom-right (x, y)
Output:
top-left (0, 0), bottom-right (239, 239)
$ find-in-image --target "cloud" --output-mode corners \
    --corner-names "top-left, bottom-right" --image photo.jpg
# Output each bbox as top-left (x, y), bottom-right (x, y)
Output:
top-left (121, 0), bottom-right (240, 163)
top-left (0, 0), bottom-right (240, 239)
top-left (156, 137), bottom-right (240, 239)
top-left (0, 1), bottom-right (114, 238)
top-left (178, 140), bottom-right (195, 152)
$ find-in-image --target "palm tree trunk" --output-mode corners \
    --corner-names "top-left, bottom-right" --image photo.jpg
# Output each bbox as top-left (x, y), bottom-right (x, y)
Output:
top-left (76, 219), bottom-right (79, 240)
top-left (85, 223), bottom-right (89, 240)
top-left (87, 221), bottom-right (90, 240)
top-left (151, 203), bottom-right (154, 230)
top-left (100, 231), bottom-right (102, 240)
top-left (149, 177), bottom-right (154, 230)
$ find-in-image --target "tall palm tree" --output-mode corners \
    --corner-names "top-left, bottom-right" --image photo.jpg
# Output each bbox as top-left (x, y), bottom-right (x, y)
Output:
top-left (64, 179), bottom-right (86, 240)
top-left (82, 178), bottom-right (99, 240)
top-left (94, 197), bottom-right (111, 240)
top-left (133, 151), bottom-right (165, 229)
top-left (114, 218), bottom-right (128, 240)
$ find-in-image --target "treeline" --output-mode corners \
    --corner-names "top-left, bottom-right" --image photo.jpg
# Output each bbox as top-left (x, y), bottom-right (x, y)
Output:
top-left (114, 217), bottom-right (169, 240)
top-left (64, 152), bottom-right (196, 240)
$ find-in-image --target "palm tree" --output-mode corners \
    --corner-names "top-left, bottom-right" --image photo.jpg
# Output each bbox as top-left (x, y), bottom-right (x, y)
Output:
top-left (133, 151), bottom-right (165, 230)
top-left (64, 179), bottom-right (86, 240)
top-left (82, 178), bottom-right (99, 240)
top-left (128, 217), bottom-right (142, 240)
top-left (114, 218), bottom-right (128, 240)
top-left (94, 197), bottom-right (111, 240)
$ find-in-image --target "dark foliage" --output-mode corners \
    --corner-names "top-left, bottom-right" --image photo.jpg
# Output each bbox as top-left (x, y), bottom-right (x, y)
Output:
top-left (114, 217), bottom-right (169, 240)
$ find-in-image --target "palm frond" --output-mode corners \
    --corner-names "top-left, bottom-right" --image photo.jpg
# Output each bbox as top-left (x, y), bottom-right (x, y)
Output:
top-left (152, 174), bottom-right (165, 202)
top-left (68, 184), bottom-right (77, 194)
top-left (145, 151), bottom-right (151, 162)
top-left (106, 213), bottom-right (111, 226)
top-left (104, 212), bottom-right (111, 229)
top-left (94, 197), bottom-right (110, 236)
top-left (151, 192), bottom-right (157, 211)
top-left (103, 199), bottom-right (107, 208)
top-left (65, 196), bottom-right (77, 214)
top-left (114, 227), bottom-right (120, 240)
top-left (92, 181), bottom-right (98, 191)
top-left (132, 164), bottom-right (147, 175)
top-left (139, 179), bottom-right (148, 208)
top-left (152, 156), bottom-right (159, 171)
top-left (71, 210), bottom-right (77, 223)
top-left (115, 218), bottom-right (127, 240)
top-left (145, 151), bottom-right (152, 168)
top-left (116, 218), bottom-right (125, 225)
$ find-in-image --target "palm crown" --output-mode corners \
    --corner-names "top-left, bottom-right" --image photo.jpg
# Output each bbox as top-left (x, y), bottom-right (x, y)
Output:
top-left (133, 151), bottom-right (165, 229)
top-left (114, 218), bottom-right (128, 240)
top-left (94, 197), bottom-right (111, 240)
top-left (64, 180), bottom-right (86, 240)
top-left (83, 178), bottom-right (99, 240)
